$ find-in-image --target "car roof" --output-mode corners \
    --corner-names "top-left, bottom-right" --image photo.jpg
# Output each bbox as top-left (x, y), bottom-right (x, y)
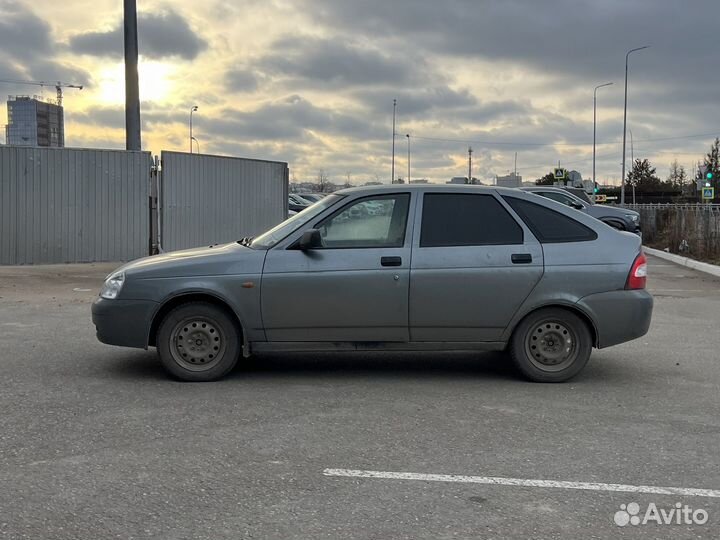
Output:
top-left (520, 186), bottom-right (572, 193)
top-left (334, 183), bottom-right (524, 197)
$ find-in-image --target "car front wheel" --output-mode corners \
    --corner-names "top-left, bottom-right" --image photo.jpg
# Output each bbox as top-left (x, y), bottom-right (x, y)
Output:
top-left (509, 308), bottom-right (592, 382)
top-left (156, 302), bottom-right (241, 381)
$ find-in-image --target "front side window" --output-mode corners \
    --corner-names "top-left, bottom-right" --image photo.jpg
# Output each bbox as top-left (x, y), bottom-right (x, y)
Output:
top-left (315, 194), bottom-right (410, 248)
top-left (251, 194), bottom-right (342, 249)
top-left (420, 193), bottom-right (523, 247)
top-left (503, 196), bottom-right (598, 244)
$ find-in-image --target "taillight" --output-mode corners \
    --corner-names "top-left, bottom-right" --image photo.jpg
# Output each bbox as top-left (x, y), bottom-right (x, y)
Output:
top-left (626, 252), bottom-right (647, 290)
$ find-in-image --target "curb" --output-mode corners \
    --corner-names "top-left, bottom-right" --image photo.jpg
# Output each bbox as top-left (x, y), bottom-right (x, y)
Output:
top-left (644, 246), bottom-right (720, 278)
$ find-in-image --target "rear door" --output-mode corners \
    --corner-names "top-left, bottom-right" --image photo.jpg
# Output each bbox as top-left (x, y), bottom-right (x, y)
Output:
top-left (409, 191), bottom-right (543, 342)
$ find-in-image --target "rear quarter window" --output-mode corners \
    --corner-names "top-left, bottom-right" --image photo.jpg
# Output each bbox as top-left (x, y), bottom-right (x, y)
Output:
top-left (503, 196), bottom-right (598, 243)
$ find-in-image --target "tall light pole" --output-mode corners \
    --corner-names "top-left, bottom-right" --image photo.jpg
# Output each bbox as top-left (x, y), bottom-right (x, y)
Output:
top-left (621, 46), bottom-right (649, 204)
top-left (123, 0), bottom-right (141, 151)
top-left (391, 99), bottom-right (397, 184)
top-left (189, 105), bottom-right (198, 153)
top-left (191, 136), bottom-right (200, 154)
top-left (630, 129), bottom-right (635, 204)
top-left (406, 134), bottom-right (410, 183)
top-left (593, 82), bottom-right (613, 191)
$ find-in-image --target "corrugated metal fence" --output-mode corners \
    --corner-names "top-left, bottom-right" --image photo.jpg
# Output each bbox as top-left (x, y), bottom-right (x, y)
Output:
top-left (0, 146), bottom-right (151, 264)
top-left (625, 203), bottom-right (720, 262)
top-left (159, 151), bottom-right (288, 252)
top-left (0, 147), bottom-right (289, 264)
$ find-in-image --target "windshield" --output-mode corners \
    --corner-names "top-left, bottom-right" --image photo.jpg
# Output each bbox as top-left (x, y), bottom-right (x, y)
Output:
top-left (250, 194), bottom-right (342, 249)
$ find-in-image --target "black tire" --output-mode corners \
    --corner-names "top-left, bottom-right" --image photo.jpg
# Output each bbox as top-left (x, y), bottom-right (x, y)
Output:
top-left (156, 301), bottom-right (241, 381)
top-left (509, 308), bottom-right (592, 383)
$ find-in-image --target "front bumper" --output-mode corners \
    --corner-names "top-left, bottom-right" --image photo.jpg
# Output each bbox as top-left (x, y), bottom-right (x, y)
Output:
top-left (577, 289), bottom-right (653, 349)
top-left (91, 297), bottom-right (159, 349)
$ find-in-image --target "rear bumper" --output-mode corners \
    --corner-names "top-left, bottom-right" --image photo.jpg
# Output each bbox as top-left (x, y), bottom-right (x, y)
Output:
top-left (91, 297), bottom-right (159, 349)
top-left (577, 289), bottom-right (653, 348)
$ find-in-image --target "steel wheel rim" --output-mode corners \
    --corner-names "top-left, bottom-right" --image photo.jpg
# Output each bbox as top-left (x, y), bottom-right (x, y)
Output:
top-left (169, 316), bottom-right (226, 372)
top-left (525, 320), bottom-right (578, 372)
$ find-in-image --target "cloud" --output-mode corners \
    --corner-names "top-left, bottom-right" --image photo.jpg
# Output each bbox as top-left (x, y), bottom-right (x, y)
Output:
top-left (257, 36), bottom-right (425, 88)
top-left (224, 69), bottom-right (259, 92)
top-left (198, 94), bottom-right (378, 142)
top-left (0, 2), bottom-right (53, 61)
top-left (68, 9), bottom-right (207, 60)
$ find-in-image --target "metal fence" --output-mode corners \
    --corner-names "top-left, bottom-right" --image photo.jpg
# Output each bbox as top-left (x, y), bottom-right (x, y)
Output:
top-left (159, 151), bottom-right (288, 252)
top-left (624, 203), bottom-right (720, 262)
top-left (0, 146), bottom-right (151, 265)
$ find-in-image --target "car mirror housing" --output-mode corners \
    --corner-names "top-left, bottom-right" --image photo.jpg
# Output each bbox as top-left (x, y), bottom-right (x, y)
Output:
top-left (570, 201), bottom-right (584, 210)
top-left (298, 229), bottom-right (322, 250)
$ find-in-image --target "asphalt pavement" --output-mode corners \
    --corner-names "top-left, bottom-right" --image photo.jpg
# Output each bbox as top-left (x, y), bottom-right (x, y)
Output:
top-left (0, 255), bottom-right (718, 539)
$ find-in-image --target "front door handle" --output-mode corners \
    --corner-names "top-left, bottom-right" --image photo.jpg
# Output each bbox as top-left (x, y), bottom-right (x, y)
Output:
top-left (381, 256), bottom-right (402, 267)
top-left (511, 253), bottom-right (532, 264)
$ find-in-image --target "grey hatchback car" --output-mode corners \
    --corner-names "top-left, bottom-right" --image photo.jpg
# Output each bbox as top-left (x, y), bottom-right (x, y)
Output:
top-left (92, 185), bottom-right (652, 383)
top-left (521, 186), bottom-right (641, 235)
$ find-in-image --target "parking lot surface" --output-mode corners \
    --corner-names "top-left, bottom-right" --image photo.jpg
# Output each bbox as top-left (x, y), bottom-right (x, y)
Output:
top-left (0, 255), bottom-right (718, 539)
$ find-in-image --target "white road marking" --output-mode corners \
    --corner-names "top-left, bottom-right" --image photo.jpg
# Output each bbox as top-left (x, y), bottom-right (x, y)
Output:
top-left (323, 469), bottom-right (720, 498)
top-left (73, 287), bottom-right (92, 292)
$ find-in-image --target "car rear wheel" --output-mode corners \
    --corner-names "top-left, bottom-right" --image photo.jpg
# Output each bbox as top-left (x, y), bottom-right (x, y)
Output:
top-left (509, 308), bottom-right (592, 382)
top-left (156, 302), bottom-right (240, 381)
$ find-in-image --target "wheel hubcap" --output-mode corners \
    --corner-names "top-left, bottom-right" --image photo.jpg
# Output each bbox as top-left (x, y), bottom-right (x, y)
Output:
top-left (525, 321), bottom-right (577, 372)
top-left (169, 317), bottom-right (225, 372)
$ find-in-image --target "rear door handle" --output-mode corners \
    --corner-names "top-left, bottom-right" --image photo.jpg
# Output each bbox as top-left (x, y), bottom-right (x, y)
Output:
top-left (511, 253), bottom-right (532, 264)
top-left (381, 256), bottom-right (402, 267)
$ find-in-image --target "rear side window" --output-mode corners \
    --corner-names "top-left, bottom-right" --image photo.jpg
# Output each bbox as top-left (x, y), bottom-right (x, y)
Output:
top-left (420, 193), bottom-right (523, 247)
top-left (503, 196), bottom-right (598, 243)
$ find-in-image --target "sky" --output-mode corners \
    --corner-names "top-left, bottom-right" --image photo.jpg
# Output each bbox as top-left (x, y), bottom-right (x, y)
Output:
top-left (1, 0), bottom-right (718, 185)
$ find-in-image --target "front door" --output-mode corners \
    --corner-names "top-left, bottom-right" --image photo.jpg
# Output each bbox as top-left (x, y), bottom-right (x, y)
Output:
top-left (409, 192), bottom-right (543, 342)
top-left (261, 193), bottom-right (413, 342)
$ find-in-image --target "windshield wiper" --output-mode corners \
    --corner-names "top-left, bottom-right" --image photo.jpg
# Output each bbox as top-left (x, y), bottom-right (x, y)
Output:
top-left (237, 236), bottom-right (254, 246)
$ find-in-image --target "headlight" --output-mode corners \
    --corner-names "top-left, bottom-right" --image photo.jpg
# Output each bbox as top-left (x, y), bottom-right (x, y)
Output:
top-left (625, 214), bottom-right (639, 223)
top-left (100, 272), bottom-right (125, 299)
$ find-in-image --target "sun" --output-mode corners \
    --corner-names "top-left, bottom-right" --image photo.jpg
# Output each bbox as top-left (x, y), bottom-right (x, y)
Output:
top-left (96, 59), bottom-right (173, 104)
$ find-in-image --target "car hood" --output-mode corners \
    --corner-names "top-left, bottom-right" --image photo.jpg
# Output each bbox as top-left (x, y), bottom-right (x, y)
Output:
top-left (113, 242), bottom-right (267, 279)
top-left (589, 205), bottom-right (639, 218)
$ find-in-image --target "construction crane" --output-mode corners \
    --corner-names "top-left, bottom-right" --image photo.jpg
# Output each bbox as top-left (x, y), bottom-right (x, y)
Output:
top-left (0, 79), bottom-right (83, 107)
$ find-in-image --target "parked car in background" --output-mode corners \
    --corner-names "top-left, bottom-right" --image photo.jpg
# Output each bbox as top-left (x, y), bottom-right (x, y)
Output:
top-left (288, 194), bottom-right (311, 213)
top-left (520, 186), bottom-right (641, 234)
top-left (295, 193), bottom-right (326, 204)
top-left (93, 185), bottom-right (652, 384)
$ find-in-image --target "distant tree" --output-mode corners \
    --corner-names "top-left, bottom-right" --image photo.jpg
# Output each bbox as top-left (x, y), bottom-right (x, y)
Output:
top-left (627, 158), bottom-right (663, 192)
top-left (702, 137), bottom-right (720, 184)
top-left (536, 172), bottom-right (556, 185)
top-left (316, 169), bottom-right (330, 193)
top-left (667, 159), bottom-right (687, 189)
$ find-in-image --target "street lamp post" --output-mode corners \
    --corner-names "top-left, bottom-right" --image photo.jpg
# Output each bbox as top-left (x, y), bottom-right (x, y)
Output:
top-left (190, 105), bottom-right (198, 153)
top-left (593, 82), bottom-right (613, 193)
top-left (621, 46), bottom-right (649, 204)
top-left (191, 136), bottom-right (200, 154)
top-left (391, 99), bottom-right (397, 184)
top-left (406, 134), bottom-right (410, 184)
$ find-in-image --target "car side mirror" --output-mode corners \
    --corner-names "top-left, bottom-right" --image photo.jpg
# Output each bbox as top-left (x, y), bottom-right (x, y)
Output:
top-left (298, 229), bottom-right (322, 251)
top-left (570, 201), bottom-right (584, 210)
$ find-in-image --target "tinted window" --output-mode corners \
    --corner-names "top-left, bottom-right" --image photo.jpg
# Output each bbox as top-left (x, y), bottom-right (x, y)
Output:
top-left (420, 193), bottom-right (523, 247)
top-left (503, 196), bottom-right (598, 243)
top-left (315, 194), bottom-right (410, 248)
top-left (537, 191), bottom-right (577, 206)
